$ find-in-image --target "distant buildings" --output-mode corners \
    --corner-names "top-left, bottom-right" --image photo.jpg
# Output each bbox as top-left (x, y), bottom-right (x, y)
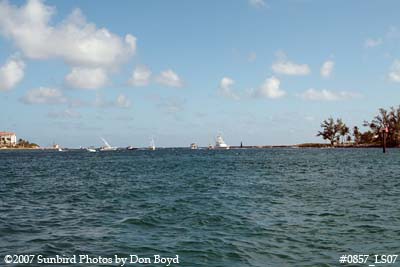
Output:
top-left (0, 132), bottom-right (17, 146)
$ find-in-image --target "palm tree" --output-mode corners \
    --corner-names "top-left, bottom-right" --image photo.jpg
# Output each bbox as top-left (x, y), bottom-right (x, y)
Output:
top-left (389, 106), bottom-right (400, 146)
top-left (317, 117), bottom-right (344, 146)
top-left (353, 126), bottom-right (361, 145)
top-left (339, 124), bottom-right (349, 144)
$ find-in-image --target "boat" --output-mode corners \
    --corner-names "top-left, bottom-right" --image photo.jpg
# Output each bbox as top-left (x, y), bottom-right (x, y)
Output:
top-left (207, 144), bottom-right (213, 150)
top-left (127, 146), bottom-right (137, 150)
top-left (99, 137), bottom-right (117, 151)
top-left (87, 147), bottom-right (97, 152)
top-left (190, 143), bottom-right (198, 149)
top-left (148, 137), bottom-right (156, 150)
top-left (214, 135), bottom-right (230, 150)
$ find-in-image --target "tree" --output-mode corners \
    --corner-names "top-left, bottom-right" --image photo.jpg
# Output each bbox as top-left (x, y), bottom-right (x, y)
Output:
top-left (339, 123), bottom-right (349, 144)
top-left (359, 131), bottom-right (375, 144)
top-left (353, 126), bottom-right (361, 145)
top-left (364, 107), bottom-right (400, 147)
top-left (317, 117), bottom-right (343, 146)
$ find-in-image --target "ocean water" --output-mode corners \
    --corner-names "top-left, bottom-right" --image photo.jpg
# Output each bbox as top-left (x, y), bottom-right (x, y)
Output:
top-left (1, 148), bottom-right (400, 267)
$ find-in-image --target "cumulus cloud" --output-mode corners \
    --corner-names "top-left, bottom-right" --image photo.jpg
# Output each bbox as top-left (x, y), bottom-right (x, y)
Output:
top-left (0, 56), bottom-right (25, 91)
top-left (94, 94), bottom-right (132, 108)
top-left (249, 0), bottom-right (266, 8)
top-left (116, 94), bottom-right (131, 108)
top-left (48, 109), bottom-right (81, 119)
top-left (156, 69), bottom-right (183, 88)
top-left (364, 38), bottom-right (383, 48)
top-left (128, 65), bottom-right (151, 87)
top-left (300, 89), bottom-right (360, 101)
top-left (272, 52), bottom-right (310, 76)
top-left (320, 60), bottom-right (334, 78)
top-left (0, 0), bottom-right (136, 69)
top-left (65, 67), bottom-right (108, 89)
top-left (253, 76), bottom-right (286, 99)
top-left (21, 87), bottom-right (67, 104)
top-left (218, 77), bottom-right (240, 100)
top-left (388, 60), bottom-right (400, 82)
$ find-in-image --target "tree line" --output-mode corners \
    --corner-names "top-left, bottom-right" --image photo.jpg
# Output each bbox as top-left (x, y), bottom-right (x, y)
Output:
top-left (318, 106), bottom-right (400, 147)
top-left (17, 139), bottom-right (39, 148)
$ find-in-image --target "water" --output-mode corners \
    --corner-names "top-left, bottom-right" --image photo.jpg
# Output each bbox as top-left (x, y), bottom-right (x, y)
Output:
top-left (1, 148), bottom-right (400, 266)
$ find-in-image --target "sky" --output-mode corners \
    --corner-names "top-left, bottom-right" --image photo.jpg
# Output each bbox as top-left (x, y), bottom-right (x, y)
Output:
top-left (1, 0), bottom-right (400, 148)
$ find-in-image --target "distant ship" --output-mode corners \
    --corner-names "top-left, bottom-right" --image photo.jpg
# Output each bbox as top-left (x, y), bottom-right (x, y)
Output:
top-left (99, 137), bottom-right (117, 151)
top-left (190, 143), bottom-right (198, 149)
top-left (148, 137), bottom-right (156, 150)
top-left (87, 147), bottom-right (97, 152)
top-left (127, 146), bottom-right (137, 150)
top-left (214, 135), bottom-right (230, 150)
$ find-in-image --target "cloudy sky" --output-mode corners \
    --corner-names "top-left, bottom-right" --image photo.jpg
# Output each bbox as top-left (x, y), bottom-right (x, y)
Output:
top-left (1, 0), bottom-right (400, 147)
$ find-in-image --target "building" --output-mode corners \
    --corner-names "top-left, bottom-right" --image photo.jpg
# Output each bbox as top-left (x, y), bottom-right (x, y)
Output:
top-left (0, 132), bottom-right (17, 146)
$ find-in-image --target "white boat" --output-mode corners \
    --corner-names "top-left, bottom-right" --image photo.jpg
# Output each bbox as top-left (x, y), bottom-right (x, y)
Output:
top-left (87, 148), bottom-right (97, 152)
top-left (190, 143), bottom-right (198, 149)
top-left (214, 135), bottom-right (230, 150)
top-left (148, 137), bottom-right (156, 150)
top-left (99, 137), bottom-right (117, 151)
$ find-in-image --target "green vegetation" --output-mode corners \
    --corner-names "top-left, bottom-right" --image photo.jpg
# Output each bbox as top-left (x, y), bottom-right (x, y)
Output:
top-left (0, 138), bottom-right (39, 149)
top-left (297, 143), bottom-right (330, 148)
top-left (17, 139), bottom-right (39, 148)
top-left (318, 106), bottom-right (400, 147)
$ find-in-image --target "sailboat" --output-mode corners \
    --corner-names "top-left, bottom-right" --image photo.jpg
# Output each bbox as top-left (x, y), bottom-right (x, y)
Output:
top-left (99, 137), bottom-right (117, 151)
top-left (148, 137), bottom-right (156, 150)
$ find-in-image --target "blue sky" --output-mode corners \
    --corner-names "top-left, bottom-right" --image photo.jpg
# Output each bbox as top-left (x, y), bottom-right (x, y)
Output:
top-left (1, 0), bottom-right (400, 147)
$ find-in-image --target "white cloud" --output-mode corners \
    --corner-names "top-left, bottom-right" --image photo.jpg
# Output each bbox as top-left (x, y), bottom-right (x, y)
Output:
top-left (388, 60), bottom-right (400, 82)
top-left (249, 0), bottom-right (266, 8)
top-left (0, 0), bottom-right (136, 69)
top-left (116, 94), bottom-right (131, 108)
top-left (128, 65), bottom-right (151, 87)
top-left (301, 88), bottom-right (360, 101)
top-left (272, 52), bottom-right (310, 76)
top-left (218, 77), bottom-right (240, 100)
top-left (364, 38), bottom-right (383, 48)
top-left (254, 76), bottom-right (286, 99)
top-left (21, 87), bottom-right (67, 104)
top-left (320, 60), bottom-right (334, 78)
top-left (65, 67), bottom-right (108, 89)
top-left (0, 57), bottom-right (25, 91)
top-left (156, 69), bottom-right (183, 88)
top-left (48, 109), bottom-right (81, 119)
top-left (94, 94), bottom-right (132, 109)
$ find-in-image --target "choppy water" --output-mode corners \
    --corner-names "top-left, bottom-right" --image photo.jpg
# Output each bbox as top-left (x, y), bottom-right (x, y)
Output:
top-left (1, 148), bottom-right (400, 267)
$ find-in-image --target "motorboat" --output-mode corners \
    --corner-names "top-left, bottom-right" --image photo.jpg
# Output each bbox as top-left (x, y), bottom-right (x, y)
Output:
top-left (190, 143), bottom-right (198, 149)
top-left (214, 135), bottom-right (230, 150)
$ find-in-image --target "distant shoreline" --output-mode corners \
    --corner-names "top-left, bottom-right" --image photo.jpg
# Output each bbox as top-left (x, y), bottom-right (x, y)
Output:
top-left (0, 143), bottom-right (396, 150)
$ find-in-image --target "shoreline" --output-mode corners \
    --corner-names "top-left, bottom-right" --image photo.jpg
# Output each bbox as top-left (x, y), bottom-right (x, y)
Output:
top-left (0, 144), bottom-right (397, 150)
